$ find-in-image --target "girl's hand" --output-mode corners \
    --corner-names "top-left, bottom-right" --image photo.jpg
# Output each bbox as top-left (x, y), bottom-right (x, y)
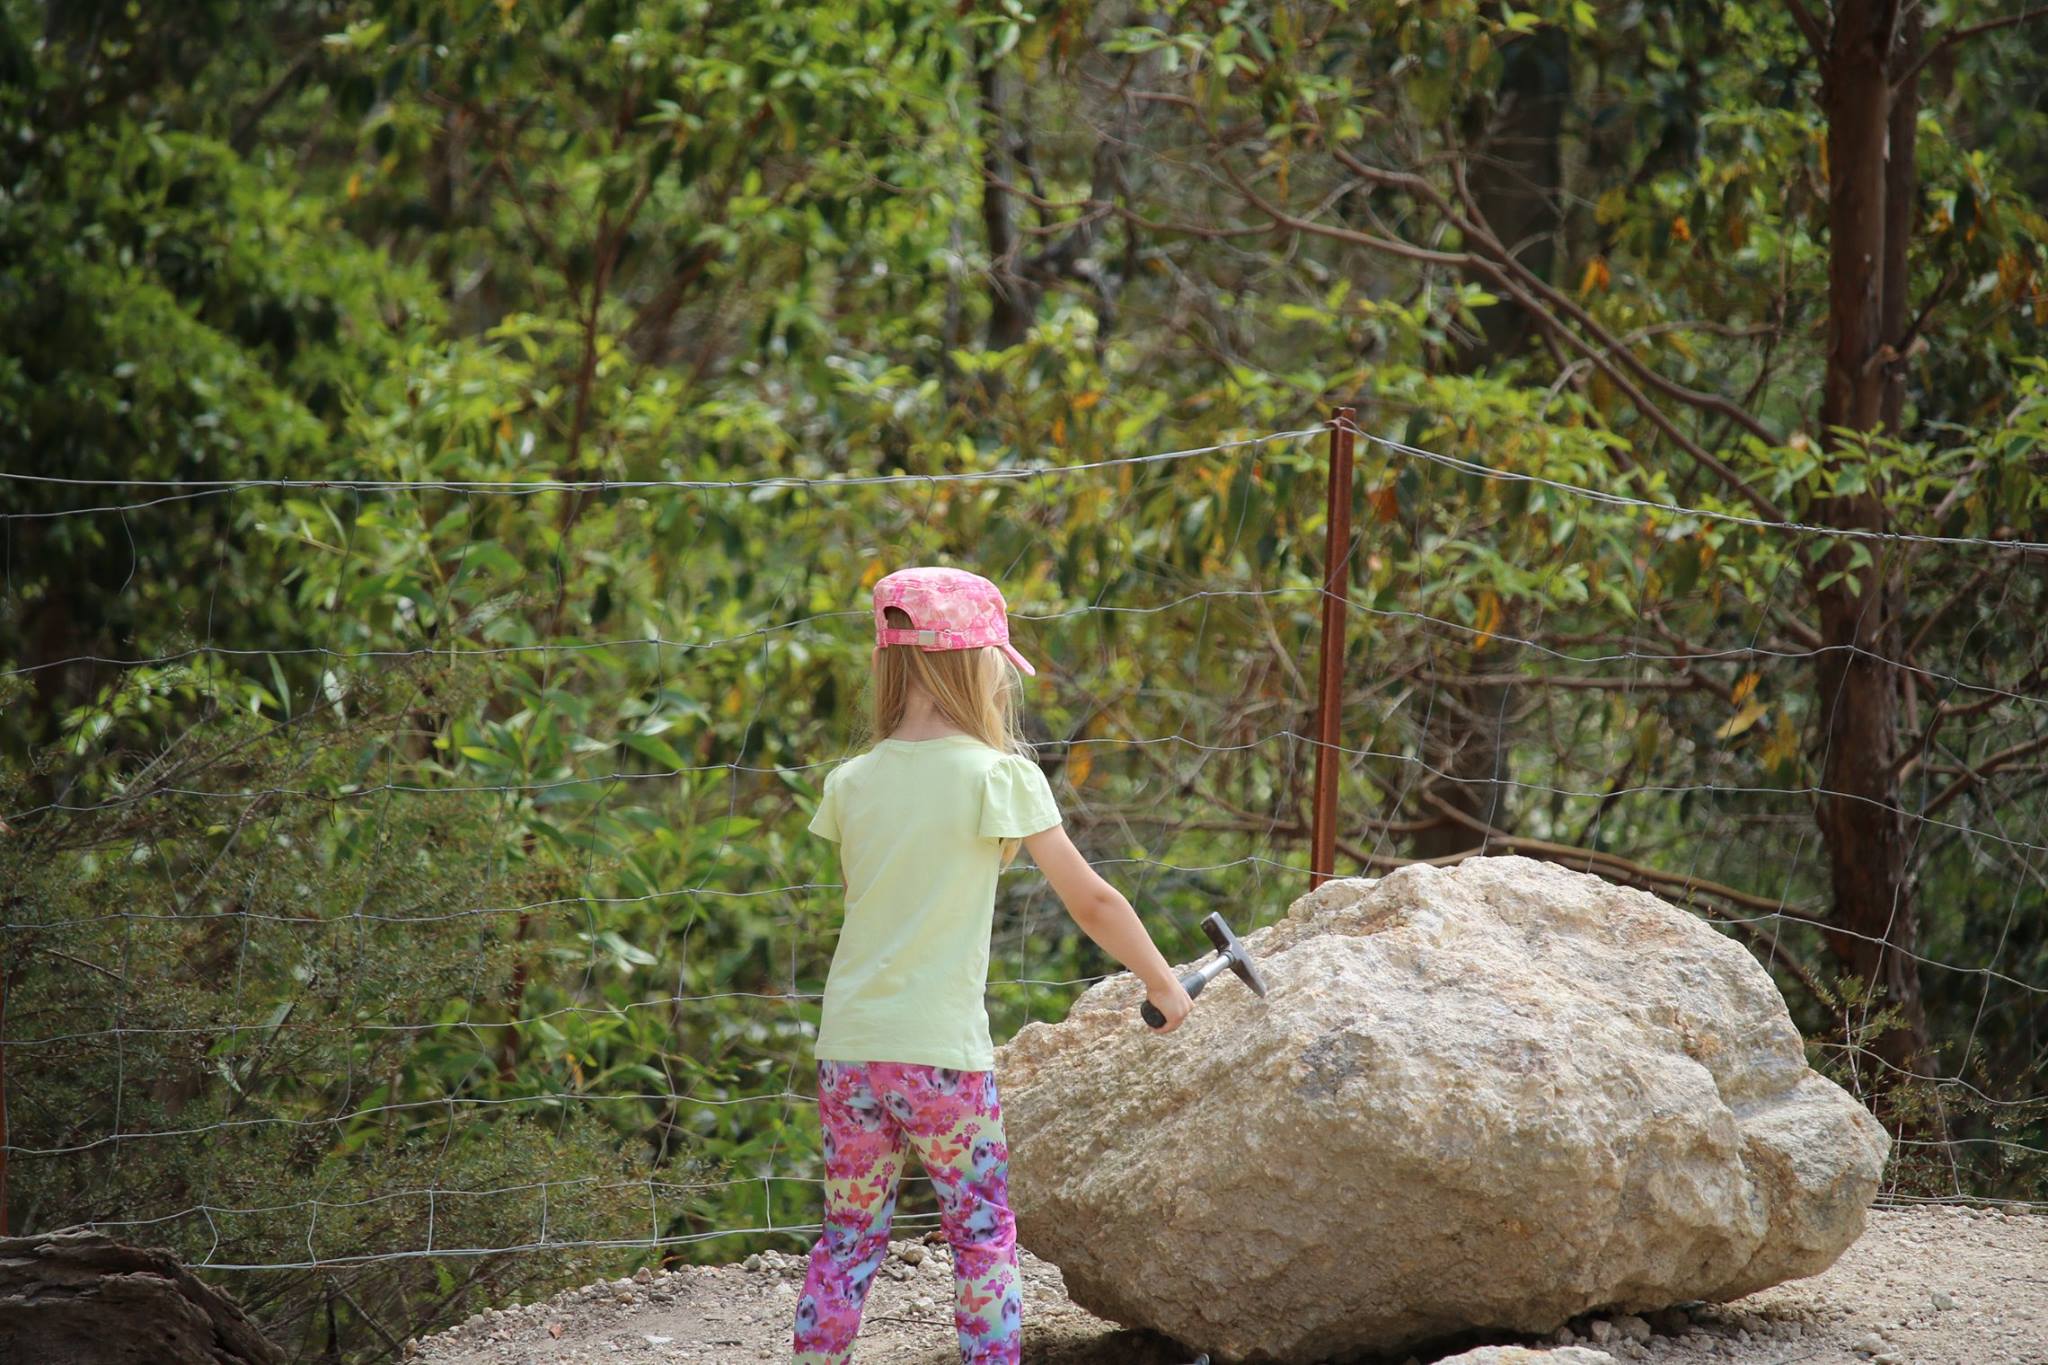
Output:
top-left (1144, 975), bottom-right (1195, 1032)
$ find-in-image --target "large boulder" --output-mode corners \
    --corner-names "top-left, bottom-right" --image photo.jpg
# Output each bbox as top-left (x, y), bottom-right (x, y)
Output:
top-left (994, 855), bottom-right (1889, 1364)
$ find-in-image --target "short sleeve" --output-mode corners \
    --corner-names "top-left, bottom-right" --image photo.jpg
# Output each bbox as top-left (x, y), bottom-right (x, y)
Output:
top-left (807, 767), bottom-right (842, 843)
top-left (979, 753), bottom-right (1062, 839)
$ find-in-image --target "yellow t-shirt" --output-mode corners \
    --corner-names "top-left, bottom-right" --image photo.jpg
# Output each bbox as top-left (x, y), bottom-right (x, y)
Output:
top-left (807, 734), bottom-right (1063, 1071)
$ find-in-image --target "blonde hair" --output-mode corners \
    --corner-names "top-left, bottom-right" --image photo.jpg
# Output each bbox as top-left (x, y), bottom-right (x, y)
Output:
top-left (858, 605), bottom-right (1037, 867)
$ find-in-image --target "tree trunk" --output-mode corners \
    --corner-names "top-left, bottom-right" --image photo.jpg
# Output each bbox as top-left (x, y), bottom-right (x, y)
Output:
top-left (1452, 23), bottom-right (1571, 367)
top-left (1812, 0), bottom-right (1939, 1112)
top-left (1410, 26), bottom-right (1571, 857)
top-left (975, 53), bottom-right (1036, 354)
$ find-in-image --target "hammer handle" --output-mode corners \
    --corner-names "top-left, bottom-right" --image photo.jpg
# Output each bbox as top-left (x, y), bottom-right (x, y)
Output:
top-left (1140, 954), bottom-right (1230, 1029)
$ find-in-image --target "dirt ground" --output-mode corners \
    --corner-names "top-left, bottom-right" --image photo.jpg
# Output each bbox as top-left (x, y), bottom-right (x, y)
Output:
top-left (407, 1203), bottom-right (2045, 1365)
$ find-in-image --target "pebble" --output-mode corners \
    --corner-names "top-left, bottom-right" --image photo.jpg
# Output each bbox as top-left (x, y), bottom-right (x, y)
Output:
top-left (1933, 1289), bottom-right (1957, 1311)
top-left (899, 1244), bottom-right (926, 1265)
top-left (1853, 1331), bottom-right (1890, 1355)
top-left (1588, 1318), bottom-right (1613, 1344)
top-left (1554, 1326), bottom-right (1577, 1345)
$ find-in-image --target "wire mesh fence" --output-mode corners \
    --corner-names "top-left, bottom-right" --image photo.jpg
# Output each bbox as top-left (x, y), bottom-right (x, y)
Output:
top-left (3, 415), bottom-right (2043, 1313)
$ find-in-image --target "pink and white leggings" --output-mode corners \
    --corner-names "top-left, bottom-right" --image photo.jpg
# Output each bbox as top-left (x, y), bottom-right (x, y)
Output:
top-left (792, 1058), bottom-right (1022, 1364)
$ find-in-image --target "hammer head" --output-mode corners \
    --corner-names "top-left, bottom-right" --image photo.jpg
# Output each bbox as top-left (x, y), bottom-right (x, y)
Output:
top-left (1199, 912), bottom-right (1269, 998)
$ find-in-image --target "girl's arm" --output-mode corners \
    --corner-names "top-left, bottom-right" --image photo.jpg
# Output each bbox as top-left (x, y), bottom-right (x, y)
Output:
top-left (1021, 824), bottom-right (1195, 1032)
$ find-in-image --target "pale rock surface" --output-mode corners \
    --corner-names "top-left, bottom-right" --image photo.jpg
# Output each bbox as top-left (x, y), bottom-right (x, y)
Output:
top-left (994, 856), bottom-right (1890, 1364)
top-left (1435, 1349), bottom-right (1619, 1365)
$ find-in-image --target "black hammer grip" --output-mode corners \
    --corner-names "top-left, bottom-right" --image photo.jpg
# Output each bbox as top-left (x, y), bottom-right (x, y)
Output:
top-left (1140, 968), bottom-right (1209, 1029)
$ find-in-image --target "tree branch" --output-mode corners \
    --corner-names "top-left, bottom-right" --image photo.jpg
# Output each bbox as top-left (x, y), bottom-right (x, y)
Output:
top-left (1923, 732), bottom-right (2048, 816)
top-left (1785, 0), bottom-right (1831, 61)
top-left (1224, 154), bottom-right (1784, 516)
top-left (1894, 5), bottom-right (2048, 92)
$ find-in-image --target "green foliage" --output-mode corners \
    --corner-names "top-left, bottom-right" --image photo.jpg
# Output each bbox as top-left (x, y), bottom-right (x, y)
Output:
top-left (2, 664), bottom-right (658, 1353)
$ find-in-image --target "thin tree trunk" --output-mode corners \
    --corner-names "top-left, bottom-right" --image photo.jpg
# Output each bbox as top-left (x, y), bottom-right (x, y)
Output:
top-left (976, 54), bottom-right (1035, 353)
top-left (1812, 0), bottom-right (1938, 1114)
top-left (1412, 26), bottom-right (1570, 855)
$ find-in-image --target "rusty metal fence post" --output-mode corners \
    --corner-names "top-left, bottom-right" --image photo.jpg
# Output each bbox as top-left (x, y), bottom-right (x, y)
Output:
top-left (1310, 407), bottom-right (1356, 890)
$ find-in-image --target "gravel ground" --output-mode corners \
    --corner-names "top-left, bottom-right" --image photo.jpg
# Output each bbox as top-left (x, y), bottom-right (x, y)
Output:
top-left (407, 1204), bottom-right (2045, 1365)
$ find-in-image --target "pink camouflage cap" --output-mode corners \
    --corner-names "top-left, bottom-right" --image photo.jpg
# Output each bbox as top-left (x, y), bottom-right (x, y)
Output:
top-left (872, 566), bottom-right (1037, 677)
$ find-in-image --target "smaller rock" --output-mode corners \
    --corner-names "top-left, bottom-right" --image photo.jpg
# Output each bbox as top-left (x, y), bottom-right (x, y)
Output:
top-left (1554, 1326), bottom-right (1578, 1345)
top-left (633, 1266), bottom-right (653, 1284)
top-left (1852, 1332), bottom-right (1890, 1356)
top-left (743, 1254), bottom-right (763, 1272)
top-left (1932, 1290), bottom-right (1956, 1311)
top-left (1588, 1319), bottom-right (1614, 1345)
top-left (1613, 1314), bottom-right (1652, 1344)
top-left (899, 1244), bottom-right (926, 1265)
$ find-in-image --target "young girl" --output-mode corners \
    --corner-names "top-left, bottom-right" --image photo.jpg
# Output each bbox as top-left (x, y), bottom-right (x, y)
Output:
top-left (792, 565), bottom-right (1194, 1365)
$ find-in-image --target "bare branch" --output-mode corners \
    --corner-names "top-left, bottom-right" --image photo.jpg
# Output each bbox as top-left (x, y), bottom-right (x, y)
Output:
top-left (1894, 5), bottom-right (2048, 92)
top-left (1923, 733), bottom-right (2048, 816)
top-left (1785, 0), bottom-right (1831, 60)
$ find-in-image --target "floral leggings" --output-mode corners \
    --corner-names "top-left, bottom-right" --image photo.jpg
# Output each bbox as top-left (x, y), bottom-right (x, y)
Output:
top-left (792, 1058), bottom-right (1022, 1365)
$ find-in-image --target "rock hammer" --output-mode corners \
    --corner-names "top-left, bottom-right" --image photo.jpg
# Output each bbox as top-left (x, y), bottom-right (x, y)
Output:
top-left (1140, 911), bottom-right (1268, 1028)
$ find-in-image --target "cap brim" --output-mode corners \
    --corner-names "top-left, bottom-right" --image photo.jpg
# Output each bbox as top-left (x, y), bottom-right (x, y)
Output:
top-left (998, 641), bottom-right (1037, 677)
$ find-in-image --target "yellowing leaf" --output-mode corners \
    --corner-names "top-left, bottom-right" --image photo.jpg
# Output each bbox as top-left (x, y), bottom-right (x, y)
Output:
top-left (721, 686), bottom-right (744, 717)
top-left (861, 560), bottom-right (886, 589)
top-left (1730, 671), bottom-right (1760, 705)
top-left (1714, 698), bottom-right (1768, 742)
top-left (1671, 214), bottom-right (1691, 244)
top-left (1473, 590), bottom-right (1502, 649)
top-left (1051, 414), bottom-right (1066, 447)
top-left (1578, 255), bottom-right (1611, 295)
top-left (1072, 390), bottom-right (1103, 411)
top-left (1067, 743), bottom-right (1094, 787)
